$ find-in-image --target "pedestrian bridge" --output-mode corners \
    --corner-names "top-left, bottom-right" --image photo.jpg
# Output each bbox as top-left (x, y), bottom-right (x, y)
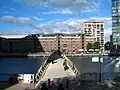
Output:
top-left (35, 54), bottom-right (80, 88)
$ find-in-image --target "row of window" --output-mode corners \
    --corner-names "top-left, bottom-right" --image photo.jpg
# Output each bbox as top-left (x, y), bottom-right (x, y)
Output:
top-left (112, 9), bottom-right (120, 13)
top-left (85, 28), bottom-right (104, 31)
top-left (85, 24), bottom-right (103, 28)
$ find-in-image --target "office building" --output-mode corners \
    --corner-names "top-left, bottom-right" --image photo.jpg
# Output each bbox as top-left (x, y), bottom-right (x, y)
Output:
top-left (83, 20), bottom-right (104, 51)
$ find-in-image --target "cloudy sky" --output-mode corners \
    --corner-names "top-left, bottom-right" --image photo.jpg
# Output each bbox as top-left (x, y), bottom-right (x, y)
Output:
top-left (0, 0), bottom-right (112, 41)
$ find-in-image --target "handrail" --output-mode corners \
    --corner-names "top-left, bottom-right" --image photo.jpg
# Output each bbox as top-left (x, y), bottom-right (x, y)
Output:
top-left (35, 58), bottom-right (50, 84)
top-left (62, 54), bottom-right (80, 76)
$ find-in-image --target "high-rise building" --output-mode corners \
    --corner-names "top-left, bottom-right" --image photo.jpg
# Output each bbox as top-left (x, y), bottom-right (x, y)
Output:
top-left (112, 0), bottom-right (120, 45)
top-left (83, 20), bottom-right (104, 51)
top-left (110, 0), bottom-right (120, 55)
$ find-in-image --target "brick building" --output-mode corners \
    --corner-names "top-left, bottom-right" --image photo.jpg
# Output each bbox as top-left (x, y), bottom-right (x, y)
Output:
top-left (38, 33), bottom-right (95, 54)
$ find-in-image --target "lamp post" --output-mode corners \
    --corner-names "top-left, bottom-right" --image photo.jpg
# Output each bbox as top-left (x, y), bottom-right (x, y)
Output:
top-left (115, 33), bottom-right (119, 55)
top-left (99, 49), bottom-right (102, 83)
top-left (116, 38), bottom-right (118, 55)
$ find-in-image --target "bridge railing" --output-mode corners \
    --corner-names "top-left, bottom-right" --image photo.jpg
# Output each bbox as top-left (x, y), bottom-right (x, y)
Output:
top-left (62, 54), bottom-right (80, 76)
top-left (35, 58), bottom-right (50, 84)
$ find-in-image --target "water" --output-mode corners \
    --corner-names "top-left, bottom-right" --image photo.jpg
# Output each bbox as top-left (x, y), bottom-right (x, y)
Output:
top-left (0, 57), bottom-right (47, 81)
top-left (0, 56), bottom-right (118, 81)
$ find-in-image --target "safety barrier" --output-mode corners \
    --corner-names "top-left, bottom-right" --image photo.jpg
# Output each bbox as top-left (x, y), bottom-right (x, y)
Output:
top-left (35, 59), bottom-right (50, 85)
top-left (62, 54), bottom-right (80, 76)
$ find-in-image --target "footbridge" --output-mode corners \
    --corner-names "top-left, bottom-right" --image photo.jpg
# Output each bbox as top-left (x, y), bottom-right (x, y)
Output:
top-left (35, 53), bottom-right (80, 88)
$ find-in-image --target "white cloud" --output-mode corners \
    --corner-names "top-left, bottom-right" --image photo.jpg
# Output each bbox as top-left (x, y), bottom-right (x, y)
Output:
top-left (1, 16), bottom-right (32, 24)
top-left (89, 17), bottom-right (112, 22)
top-left (0, 16), bottom-right (40, 30)
top-left (32, 16), bottom-right (43, 21)
top-left (11, 8), bottom-right (16, 11)
top-left (17, 0), bottom-right (100, 14)
top-left (42, 9), bottom-right (72, 14)
top-left (1, 16), bottom-right (17, 23)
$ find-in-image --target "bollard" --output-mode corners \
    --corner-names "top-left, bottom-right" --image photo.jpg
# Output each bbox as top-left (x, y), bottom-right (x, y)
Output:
top-left (66, 79), bottom-right (69, 89)
top-left (48, 78), bottom-right (51, 88)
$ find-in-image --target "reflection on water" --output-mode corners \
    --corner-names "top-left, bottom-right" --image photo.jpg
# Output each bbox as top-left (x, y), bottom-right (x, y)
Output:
top-left (0, 56), bottom-right (119, 81)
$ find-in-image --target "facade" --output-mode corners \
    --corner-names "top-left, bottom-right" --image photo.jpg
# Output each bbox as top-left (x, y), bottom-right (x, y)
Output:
top-left (0, 34), bottom-right (44, 54)
top-left (38, 33), bottom-right (95, 54)
top-left (110, 0), bottom-right (120, 55)
top-left (112, 0), bottom-right (120, 45)
top-left (0, 33), bottom-right (101, 55)
top-left (83, 20), bottom-right (104, 51)
top-left (38, 34), bottom-right (58, 54)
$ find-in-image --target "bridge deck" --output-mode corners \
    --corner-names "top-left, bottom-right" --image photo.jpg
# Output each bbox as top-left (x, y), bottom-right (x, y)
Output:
top-left (40, 58), bottom-right (76, 81)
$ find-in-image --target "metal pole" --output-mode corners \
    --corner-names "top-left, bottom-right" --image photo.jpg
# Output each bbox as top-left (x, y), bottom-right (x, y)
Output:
top-left (117, 38), bottom-right (118, 55)
top-left (99, 52), bottom-right (101, 83)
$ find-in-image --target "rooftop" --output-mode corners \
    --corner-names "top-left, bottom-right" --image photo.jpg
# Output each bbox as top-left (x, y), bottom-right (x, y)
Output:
top-left (0, 34), bottom-right (28, 39)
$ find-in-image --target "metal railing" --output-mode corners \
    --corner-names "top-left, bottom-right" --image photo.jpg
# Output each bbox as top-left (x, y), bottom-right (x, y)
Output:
top-left (35, 58), bottom-right (50, 87)
top-left (62, 54), bottom-right (80, 76)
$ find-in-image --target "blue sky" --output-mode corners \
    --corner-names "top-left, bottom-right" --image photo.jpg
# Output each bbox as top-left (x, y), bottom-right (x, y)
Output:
top-left (0, 0), bottom-right (112, 41)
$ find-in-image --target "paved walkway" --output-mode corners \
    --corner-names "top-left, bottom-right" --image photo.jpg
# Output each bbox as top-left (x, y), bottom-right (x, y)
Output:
top-left (4, 83), bottom-right (35, 90)
top-left (40, 58), bottom-right (76, 82)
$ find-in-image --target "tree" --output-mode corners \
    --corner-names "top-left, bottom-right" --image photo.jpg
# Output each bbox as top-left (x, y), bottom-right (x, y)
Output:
top-left (87, 43), bottom-right (93, 51)
top-left (93, 42), bottom-right (100, 50)
top-left (104, 41), bottom-right (110, 51)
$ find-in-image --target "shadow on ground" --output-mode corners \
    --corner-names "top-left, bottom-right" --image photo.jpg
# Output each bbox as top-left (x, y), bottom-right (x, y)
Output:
top-left (47, 50), bottom-right (62, 63)
top-left (0, 82), bottom-right (14, 90)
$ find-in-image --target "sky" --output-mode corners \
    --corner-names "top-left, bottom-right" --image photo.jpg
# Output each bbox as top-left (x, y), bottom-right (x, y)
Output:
top-left (0, 0), bottom-right (112, 41)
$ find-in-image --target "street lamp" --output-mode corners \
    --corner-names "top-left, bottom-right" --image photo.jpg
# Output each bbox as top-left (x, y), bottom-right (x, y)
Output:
top-left (115, 33), bottom-right (119, 55)
top-left (99, 51), bottom-right (101, 83)
top-left (99, 49), bottom-right (103, 83)
top-left (116, 38), bottom-right (118, 55)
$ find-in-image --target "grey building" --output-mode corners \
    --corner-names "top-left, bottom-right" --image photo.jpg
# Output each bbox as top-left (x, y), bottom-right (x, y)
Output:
top-left (110, 0), bottom-right (120, 55)
top-left (112, 0), bottom-right (120, 44)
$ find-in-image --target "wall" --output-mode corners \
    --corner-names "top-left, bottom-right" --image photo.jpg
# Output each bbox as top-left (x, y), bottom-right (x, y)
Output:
top-left (0, 35), bottom-right (44, 53)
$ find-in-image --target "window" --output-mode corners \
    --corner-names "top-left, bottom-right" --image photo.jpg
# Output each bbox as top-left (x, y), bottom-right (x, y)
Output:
top-left (113, 19), bottom-right (117, 23)
top-left (88, 24), bottom-right (91, 27)
top-left (97, 24), bottom-right (99, 27)
top-left (73, 50), bottom-right (75, 52)
top-left (101, 24), bottom-right (103, 28)
top-left (97, 31), bottom-right (100, 34)
top-left (63, 44), bottom-right (67, 47)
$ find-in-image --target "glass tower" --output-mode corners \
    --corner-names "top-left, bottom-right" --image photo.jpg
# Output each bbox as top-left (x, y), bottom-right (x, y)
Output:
top-left (112, 0), bottom-right (120, 45)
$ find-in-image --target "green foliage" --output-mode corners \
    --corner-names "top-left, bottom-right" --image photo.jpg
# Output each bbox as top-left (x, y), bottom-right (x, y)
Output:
top-left (87, 43), bottom-right (93, 50)
top-left (104, 41), bottom-right (110, 51)
top-left (93, 42), bottom-right (100, 50)
top-left (87, 42), bottom-right (101, 51)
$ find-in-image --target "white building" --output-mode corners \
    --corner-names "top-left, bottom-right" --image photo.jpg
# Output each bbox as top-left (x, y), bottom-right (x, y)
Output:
top-left (82, 20), bottom-right (104, 50)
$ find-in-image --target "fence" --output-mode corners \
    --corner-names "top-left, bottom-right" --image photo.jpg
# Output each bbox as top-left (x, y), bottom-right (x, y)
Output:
top-left (35, 59), bottom-right (50, 82)
top-left (35, 58), bottom-right (51, 88)
top-left (62, 54), bottom-right (80, 76)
